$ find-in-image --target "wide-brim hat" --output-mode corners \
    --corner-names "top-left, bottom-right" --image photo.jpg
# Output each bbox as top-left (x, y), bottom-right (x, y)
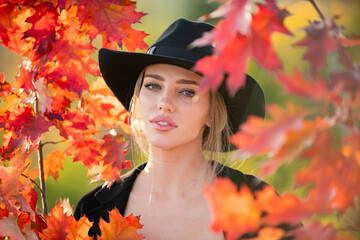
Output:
top-left (99, 18), bottom-right (265, 149)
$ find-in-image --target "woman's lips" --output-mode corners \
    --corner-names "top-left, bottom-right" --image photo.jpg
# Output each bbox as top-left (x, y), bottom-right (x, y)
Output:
top-left (150, 116), bottom-right (177, 131)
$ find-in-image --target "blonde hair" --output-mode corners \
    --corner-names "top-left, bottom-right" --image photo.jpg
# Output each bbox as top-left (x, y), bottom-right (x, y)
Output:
top-left (129, 69), bottom-right (231, 190)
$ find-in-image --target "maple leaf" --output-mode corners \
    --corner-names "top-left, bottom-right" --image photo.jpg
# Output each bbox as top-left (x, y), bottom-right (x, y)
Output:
top-left (261, 117), bottom-right (331, 176)
top-left (193, 0), bottom-right (291, 93)
top-left (43, 149), bottom-right (65, 181)
top-left (0, 215), bottom-right (27, 240)
top-left (89, 134), bottom-right (131, 186)
top-left (39, 204), bottom-right (68, 240)
top-left (66, 215), bottom-right (92, 240)
top-left (15, 60), bottom-right (35, 92)
top-left (231, 104), bottom-right (305, 156)
top-left (0, 72), bottom-right (12, 97)
top-left (76, 0), bottom-right (148, 51)
top-left (295, 19), bottom-right (341, 74)
top-left (292, 222), bottom-right (354, 240)
top-left (205, 178), bottom-right (262, 240)
top-left (98, 209), bottom-right (143, 240)
top-left (256, 186), bottom-right (315, 226)
top-left (41, 6), bottom-right (100, 96)
top-left (0, 3), bottom-right (34, 55)
top-left (65, 137), bottom-right (101, 167)
top-left (277, 70), bottom-right (330, 100)
top-left (23, 2), bottom-right (59, 60)
top-left (296, 131), bottom-right (360, 214)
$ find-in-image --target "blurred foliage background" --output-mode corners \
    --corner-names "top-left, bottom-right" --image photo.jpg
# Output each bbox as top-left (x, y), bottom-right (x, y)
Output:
top-left (0, 0), bottom-right (359, 211)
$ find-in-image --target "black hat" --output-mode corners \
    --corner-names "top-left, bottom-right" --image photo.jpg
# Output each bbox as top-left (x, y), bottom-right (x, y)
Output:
top-left (99, 18), bottom-right (265, 142)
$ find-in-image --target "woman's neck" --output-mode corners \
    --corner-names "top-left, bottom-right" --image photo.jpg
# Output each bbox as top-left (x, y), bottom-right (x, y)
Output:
top-left (142, 144), bottom-right (210, 198)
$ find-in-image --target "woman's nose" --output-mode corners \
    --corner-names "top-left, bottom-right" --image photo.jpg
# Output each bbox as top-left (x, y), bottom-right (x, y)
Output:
top-left (157, 94), bottom-right (175, 113)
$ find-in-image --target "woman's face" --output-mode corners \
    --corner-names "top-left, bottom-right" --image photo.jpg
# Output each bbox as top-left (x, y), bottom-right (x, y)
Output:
top-left (138, 64), bottom-right (210, 150)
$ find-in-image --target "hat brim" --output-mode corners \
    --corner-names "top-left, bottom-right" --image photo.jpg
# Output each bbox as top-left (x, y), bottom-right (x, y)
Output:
top-left (99, 48), bottom-right (265, 147)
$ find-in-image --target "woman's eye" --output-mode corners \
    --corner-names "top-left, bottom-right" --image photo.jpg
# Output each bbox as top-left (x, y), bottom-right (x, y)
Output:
top-left (181, 89), bottom-right (196, 97)
top-left (144, 83), bottom-right (160, 90)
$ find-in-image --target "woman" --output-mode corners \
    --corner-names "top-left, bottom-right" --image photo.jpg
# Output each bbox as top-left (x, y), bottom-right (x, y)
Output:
top-left (74, 18), bottom-right (266, 239)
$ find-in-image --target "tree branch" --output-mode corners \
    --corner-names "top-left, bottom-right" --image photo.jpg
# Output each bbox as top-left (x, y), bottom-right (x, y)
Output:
top-left (20, 173), bottom-right (45, 196)
top-left (308, 0), bottom-right (325, 21)
top-left (34, 96), bottom-right (48, 215)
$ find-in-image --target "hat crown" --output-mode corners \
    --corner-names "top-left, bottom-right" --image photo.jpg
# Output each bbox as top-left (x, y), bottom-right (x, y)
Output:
top-left (147, 18), bottom-right (214, 62)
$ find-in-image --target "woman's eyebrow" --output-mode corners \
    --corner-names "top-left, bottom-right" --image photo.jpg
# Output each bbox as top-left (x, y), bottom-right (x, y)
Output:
top-left (144, 73), bottom-right (164, 81)
top-left (176, 79), bottom-right (199, 85)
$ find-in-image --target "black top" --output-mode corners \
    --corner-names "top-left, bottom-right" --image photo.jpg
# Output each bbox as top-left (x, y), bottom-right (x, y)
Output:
top-left (74, 162), bottom-right (267, 239)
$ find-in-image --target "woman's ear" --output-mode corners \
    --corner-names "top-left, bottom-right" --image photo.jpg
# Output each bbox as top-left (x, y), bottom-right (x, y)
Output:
top-left (206, 118), bottom-right (211, 128)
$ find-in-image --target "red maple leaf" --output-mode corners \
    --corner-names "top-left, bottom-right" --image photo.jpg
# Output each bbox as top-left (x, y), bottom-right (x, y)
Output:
top-left (193, 0), bottom-right (291, 93)
top-left (295, 19), bottom-right (341, 74)
top-left (296, 131), bottom-right (360, 214)
top-left (277, 69), bottom-right (330, 100)
top-left (89, 133), bottom-right (131, 186)
top-left (23, 2), bottom-right (59, 60)
top-left (15, 61), bottom-right (35, 92)
top-left (76, 0), bottom-right (148, 51)
top-left (40, 6), bottom-right (100, 96)
top-left (98, 209), bottom-right (143, 240)
top-left (0, 3), bottom-right (34, 55)
top-left (0, 72), bottom-right (12, 97)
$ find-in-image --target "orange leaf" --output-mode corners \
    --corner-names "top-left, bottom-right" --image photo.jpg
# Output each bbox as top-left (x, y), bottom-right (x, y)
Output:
top-left (40, 204), bottom-right (68, 239)
top-left (205, 178), bottom-right (262, 240)
top-left (296, 131), bottom-right (360, 214)
top-left (98, 209), bottom-right (143, 240)
top-left (77, 0), bottom-right (148, 51)
top-left (0, 3), bottom-right (34, 55)
top-left (277, 70), bottom-right (329, 100)
top-left (231, 104), bottom-right (305, 155)
top-left (43, 149), bottom-right (65, 181)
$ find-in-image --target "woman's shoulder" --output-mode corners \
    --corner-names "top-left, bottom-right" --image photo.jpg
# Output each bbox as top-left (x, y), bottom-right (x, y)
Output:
top-left (216, 163), bottom-right (267, 193)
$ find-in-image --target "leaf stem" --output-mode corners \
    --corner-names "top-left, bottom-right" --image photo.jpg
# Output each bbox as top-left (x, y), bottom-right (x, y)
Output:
top-left (308, 0), bottom-right (325, 21)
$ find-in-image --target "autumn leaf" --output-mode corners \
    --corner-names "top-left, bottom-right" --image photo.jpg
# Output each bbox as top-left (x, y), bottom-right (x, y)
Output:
top-left (256, 186), bottom-right (315, 226)
top-left (193, 0), bottom-right (291, 93)
top-left (39, 203), bottom-right (68, 240)
top-left (295, 19), bottom-right (341, 74)
top-left (231, 104), bottom-right (305, 156)
top-left (340, 34), bottom-right (360, 47)
top-left (296, 131), bottom-right (360, 214)
top-left (0, 215), bottom-right (27, 240)
top-left (277, 70), bottom-right (329, 100)
top-left (261, 117), bottom-right (331, 176)
top-left (42, 6), bottom-right (100, 96)
top-left (76, 0), bottom-right (148, 51)
top-left (0, 3), bottom-right (34, 55)
top-left (43, 149), bottom-right (65, 181)
top-left (15, 61), bottom-right (35, 92)
top-left (292, 222), bottom-right (355, 240)
top-left (23, 2), bottom-right (59, 60)
top-left (0, 72), bottom-right (12, 97)
top-left (98, 209), bottom-right (143, 240)
top-left (205, 178), bottom-right (262, 240)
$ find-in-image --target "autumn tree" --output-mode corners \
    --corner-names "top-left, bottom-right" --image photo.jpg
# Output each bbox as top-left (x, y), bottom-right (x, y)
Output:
top-left (0, 0), bottom-right (359, 239)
